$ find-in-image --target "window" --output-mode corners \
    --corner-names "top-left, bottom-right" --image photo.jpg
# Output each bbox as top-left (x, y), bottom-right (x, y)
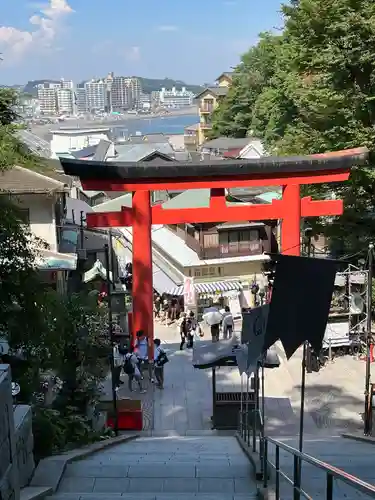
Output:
top-left (203, 233), bottom-right (218, 248)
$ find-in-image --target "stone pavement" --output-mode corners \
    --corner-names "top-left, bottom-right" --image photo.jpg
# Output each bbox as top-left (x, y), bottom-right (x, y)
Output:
top-left (268, 343), bottom-right (367, 434)
top-left (152, 322), bottom-right (244, 434)
top-left (51, 435), bottom-right (258, 499)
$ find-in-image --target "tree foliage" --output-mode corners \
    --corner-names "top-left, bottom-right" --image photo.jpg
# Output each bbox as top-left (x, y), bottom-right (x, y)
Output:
top-left (0, 87), bottom-right (40, 171)
top-left (210, 0), bottom-right (375, 255)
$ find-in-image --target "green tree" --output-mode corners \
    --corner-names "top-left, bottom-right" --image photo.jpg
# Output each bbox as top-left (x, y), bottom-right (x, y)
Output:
top-left (212, 0), bottom-right (375, 255)
top-left (0, 87), bottom-right (40, 171)
top-left (209, 32), bottom-right (283, 139)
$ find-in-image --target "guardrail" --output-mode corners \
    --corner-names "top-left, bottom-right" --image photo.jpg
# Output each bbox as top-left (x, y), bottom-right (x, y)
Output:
top-left (263, 437), bottom-right (375, 499)
top-left (239, 407), bottom-right (375, 499)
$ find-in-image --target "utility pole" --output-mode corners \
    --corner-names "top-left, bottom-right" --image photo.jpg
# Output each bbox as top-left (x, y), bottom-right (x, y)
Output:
top-left (299, 226), bottom-right (312, 453)
top-left (105, 244), bottom-right (119, 436)
top-left (364, 243), bottom-right (374, 435)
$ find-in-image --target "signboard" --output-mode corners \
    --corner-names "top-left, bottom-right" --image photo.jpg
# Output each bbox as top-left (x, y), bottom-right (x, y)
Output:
top-left (184, 277), bottom-right (196, 306)
top-left (323, 321), bottom-right (350, 348)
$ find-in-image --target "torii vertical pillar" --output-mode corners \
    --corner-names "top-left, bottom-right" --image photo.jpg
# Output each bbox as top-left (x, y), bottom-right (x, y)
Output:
top-left (281, 184), bottom-right (301, 256)
top-left (132, 190), bottom-right (154, 359)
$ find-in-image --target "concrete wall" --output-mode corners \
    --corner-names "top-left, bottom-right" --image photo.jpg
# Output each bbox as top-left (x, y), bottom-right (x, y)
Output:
top-left (0, 366), bottom-right (35, 499)
top-left (0, 364), bottom-right (20, 500)
top-left (11, 194), bottom-right (58, 251)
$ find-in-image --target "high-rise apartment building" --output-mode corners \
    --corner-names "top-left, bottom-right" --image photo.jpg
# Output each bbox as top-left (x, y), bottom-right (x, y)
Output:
top-left (124, 77), bottom-right (142, 108)
top-left (75, 85), bottom-right (87, 114)
top-left (37, 83), bottom-right (60, 115)
top-left (111, 76), bottom-right (131, 111)
top-left (85, 79), bottom-right (107, 112)
top-left (37, 80), bottom-right (75, 115)
top-left (56, 88), bottom-right (74, 115)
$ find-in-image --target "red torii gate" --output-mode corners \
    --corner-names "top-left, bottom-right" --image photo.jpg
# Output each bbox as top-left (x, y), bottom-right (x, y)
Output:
top-left (61, 147), bottom-right (368, 358)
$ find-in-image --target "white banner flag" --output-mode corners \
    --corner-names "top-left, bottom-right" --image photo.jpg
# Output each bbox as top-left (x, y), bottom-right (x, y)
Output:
top-left (184, 277), bottom-right (196, 306)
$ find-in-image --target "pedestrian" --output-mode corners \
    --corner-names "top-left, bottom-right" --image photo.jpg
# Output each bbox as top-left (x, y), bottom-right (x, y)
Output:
top-left (113, 342), bottom-right (124, 390)
top-left (210, 323), bottom-right (220, 343)
top-left (187, 311), bottom-right (199, 348)
top-left (153, 338), bottom-right (169, 389)
top-left (222, 306), bottom-right (234, 339)
top-left (123, 346), bottom-right (145, 393)
top-left (178, 312), bottom-right (188, 350)
top-left (135, 330), bottom-right (154, 382)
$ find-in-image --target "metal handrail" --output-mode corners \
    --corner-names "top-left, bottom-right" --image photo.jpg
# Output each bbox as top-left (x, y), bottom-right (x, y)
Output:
top-left (263, 436), bottom-right (375, 499)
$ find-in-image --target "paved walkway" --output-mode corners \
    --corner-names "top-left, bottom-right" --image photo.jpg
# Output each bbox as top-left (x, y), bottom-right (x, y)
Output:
top-left (152, 322), bottom-right (246, 434)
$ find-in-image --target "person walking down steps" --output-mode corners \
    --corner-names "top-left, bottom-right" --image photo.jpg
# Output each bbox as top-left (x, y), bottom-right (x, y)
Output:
top-left (123, 346), bottom-right (146, 393)
top-left (153, 338), bottom-right (169, 389)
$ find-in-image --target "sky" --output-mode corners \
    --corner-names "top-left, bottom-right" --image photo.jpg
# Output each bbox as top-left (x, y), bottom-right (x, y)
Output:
top-left (0, 0), bottom-right (284, 86)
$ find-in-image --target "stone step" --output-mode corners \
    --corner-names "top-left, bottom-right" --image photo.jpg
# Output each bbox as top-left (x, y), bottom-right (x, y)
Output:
top-left (49, 494), bottom-right (258, 500)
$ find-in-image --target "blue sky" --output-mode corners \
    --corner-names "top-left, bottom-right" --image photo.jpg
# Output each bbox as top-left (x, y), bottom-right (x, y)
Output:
top-left (0, 0), bottom-right (284, 86)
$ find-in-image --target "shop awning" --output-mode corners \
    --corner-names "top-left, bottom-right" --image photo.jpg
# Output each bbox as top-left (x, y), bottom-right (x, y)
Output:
top-left (167, 280), bottom-right (242, 296)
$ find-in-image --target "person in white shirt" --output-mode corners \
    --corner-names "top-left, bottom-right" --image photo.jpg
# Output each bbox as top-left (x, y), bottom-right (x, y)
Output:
top-left (222, 306), bottom-right (234, 339)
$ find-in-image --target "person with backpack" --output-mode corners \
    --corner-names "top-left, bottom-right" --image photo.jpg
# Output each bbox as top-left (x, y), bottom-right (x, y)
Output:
top-left (123, 346), bottom-right (145, 393)
top-left (153, 338), bottom-right (168, 389)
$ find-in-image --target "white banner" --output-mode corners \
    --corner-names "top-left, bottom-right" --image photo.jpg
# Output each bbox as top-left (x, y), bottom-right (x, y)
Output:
top-left (184, 277), bottom-right (196, 306)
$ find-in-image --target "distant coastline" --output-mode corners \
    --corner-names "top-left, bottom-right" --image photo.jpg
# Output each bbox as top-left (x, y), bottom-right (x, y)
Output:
top-left (30, 106), bottom-right (199, 136)
top-left (31, 112), bottom-right (199, 140)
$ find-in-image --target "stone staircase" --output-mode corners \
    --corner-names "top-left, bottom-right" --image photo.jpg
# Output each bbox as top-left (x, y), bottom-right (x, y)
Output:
top-left (48, 435), bottom-right (258, 500)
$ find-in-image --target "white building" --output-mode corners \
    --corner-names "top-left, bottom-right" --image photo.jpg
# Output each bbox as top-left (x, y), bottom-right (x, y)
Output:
top-left (50, 128), bottom-right (110, 154)
top-left (75, 85), bottom-right (87, 114)
top-left (85, 80), bottom-right (107, 112)
top-left (111, 76), bottom-right (131, 111)
top-left (124, 77), bottom-right (142, 107)
top-left (56, 88), bottom-right (74, 115)
top-left (159, 87), bottom-right (194, 108)
top-left (0, 166), bottom-right (77, 284)
top-left (37, 83), bottom-right (60, 115)
top-left (60, 79), bottom-right (74, 90)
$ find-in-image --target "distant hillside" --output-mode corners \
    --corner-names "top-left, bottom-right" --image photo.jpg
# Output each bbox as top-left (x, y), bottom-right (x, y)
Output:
top-left (22, 77), bottom-right (203, 96)
top-left (23, 80), bottom-right (60, 96)
top-left (136, 77), bottom-right (203, 94)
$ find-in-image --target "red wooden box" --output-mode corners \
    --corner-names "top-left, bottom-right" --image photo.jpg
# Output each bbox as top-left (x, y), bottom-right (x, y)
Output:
top-left (107, 409), bottom-right (143, 431)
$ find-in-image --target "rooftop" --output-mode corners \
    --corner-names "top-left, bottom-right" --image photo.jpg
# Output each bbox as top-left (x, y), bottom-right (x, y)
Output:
top-left (51, 128), bottom-right (110, 135)
top-left (194, 86), bottom-right (229, 99)
top-left (0, 166), bottom-right (68, 194)
top-left (109, 143), bottom-right (175, 162)
top-left (202, 137), bottom-right (252, 151)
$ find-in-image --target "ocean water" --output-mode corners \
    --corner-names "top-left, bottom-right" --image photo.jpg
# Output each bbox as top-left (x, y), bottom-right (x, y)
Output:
top-left (112, 113), bottom-right (199, 138)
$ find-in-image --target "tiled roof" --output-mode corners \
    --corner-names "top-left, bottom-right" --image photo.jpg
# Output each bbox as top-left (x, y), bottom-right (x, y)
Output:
top-left (201, 137), bottom-right (250, 151)
top-left (161, 189), bottom-right (211, 209)
top-left (110, 143), bottom-right (175, 162)
top-left (194, 86), bottom-right (229, 99)
top-left (0, 166), bottom-right (68, 194)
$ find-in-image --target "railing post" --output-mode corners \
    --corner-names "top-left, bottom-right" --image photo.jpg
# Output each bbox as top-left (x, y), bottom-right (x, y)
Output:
top-left (263, 439), bottom-right (268, 489)
top-left (252, 409), bottom-right (256, 452)
top-left (326, 474), bottom-right (333, 500)
top-left (275, 446), bottom-right (280, 500)
top-left (293, 454), bottom-right (301, 500)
